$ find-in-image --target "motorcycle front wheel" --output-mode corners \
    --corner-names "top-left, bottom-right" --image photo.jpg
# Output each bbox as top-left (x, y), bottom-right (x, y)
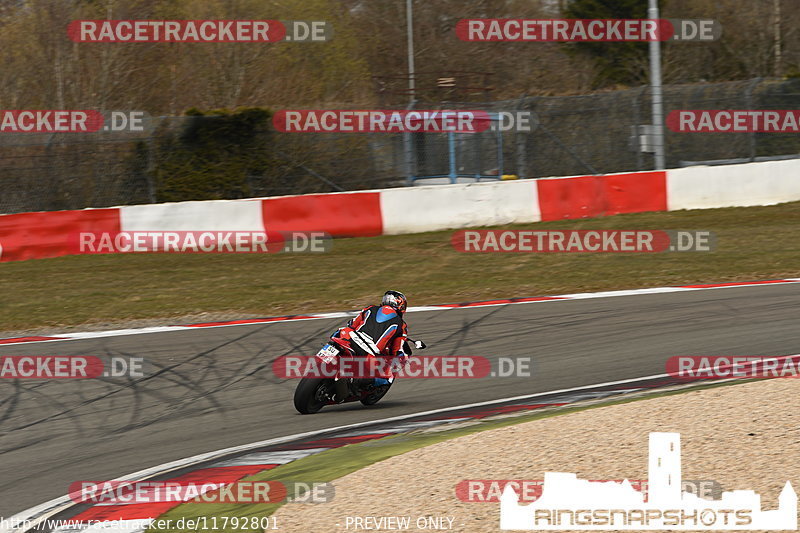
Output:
top-left (360, 382), bottom-right (393, 406)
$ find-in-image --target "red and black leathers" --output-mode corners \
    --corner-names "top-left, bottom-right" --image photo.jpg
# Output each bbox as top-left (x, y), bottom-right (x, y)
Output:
top-left (329, 305), bottom-right (409, 378)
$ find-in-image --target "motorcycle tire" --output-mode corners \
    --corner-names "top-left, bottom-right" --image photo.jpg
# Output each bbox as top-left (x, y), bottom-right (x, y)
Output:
top-left (360, 383), bottom-right (392, 406)
top-left (294, 377), bottom-right (331, 414)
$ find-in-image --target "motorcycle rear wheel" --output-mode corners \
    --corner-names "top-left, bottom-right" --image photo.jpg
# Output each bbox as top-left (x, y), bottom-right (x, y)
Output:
top-left (294, 377), bottom-right (331, 414)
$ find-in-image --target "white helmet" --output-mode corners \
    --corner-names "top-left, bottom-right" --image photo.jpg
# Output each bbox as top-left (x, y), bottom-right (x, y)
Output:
top-left (381, 290), bottom-right (407, 312)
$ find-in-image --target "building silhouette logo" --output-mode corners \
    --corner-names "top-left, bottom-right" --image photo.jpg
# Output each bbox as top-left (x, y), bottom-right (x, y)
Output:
top-left (500, 432), bottom-right (797, 530)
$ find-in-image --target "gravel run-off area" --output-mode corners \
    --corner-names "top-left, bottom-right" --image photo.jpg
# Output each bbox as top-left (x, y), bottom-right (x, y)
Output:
top-left (273, 379), bottom-right (799, 532)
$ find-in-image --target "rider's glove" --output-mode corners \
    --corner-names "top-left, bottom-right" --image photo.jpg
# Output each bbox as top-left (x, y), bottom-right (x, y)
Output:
top-left (394, 352), bottom-right (409, 371)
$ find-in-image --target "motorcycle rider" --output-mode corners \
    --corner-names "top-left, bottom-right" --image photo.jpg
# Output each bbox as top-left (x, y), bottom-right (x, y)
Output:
top-left (328, 290), bottom-right (413, 395)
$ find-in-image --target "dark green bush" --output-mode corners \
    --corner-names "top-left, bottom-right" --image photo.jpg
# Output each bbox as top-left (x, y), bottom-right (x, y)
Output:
top-left (150, 107), bottom-right (276, 202)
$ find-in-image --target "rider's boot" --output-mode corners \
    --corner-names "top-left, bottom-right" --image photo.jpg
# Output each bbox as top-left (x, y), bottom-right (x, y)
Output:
top-left (333, 378), bottom-right (349, 403)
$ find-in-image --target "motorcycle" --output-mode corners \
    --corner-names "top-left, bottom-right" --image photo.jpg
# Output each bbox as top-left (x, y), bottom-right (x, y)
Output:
top-left (293, 338), bottom-right (426, 414)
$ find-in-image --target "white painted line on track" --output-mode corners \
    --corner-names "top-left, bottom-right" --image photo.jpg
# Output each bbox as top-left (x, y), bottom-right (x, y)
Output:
top-left (11, 350), bottom-right (800, 533)
top-left (4, 278), bottom-right (799, 531)
top-left (210, 448), bottom-right (330, 467)
top-left (0, 370), bottom-right (676, 533)
top-left (1, 279), bottom-right (798, 346)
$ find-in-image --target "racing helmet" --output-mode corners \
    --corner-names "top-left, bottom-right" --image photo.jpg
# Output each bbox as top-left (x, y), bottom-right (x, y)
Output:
top-left (381, 290), bottom-right (407, 313)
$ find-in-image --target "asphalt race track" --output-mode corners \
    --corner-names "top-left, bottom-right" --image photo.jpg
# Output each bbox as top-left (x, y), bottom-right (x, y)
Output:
top-left (0, 283), bottom-right (797, 517)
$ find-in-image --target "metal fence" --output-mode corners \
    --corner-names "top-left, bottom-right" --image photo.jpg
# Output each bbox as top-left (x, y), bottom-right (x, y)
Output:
top-left (406, 114), bottom-right (505, 184)
top-left (506, 77), bottom-right (800, 177)
top-left (2, 77), bottom-right (800, 214)
top-left (0, 116), bottom-right (407, 214)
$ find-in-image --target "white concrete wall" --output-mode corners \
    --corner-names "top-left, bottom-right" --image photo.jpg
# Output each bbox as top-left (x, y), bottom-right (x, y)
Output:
top-left (667, 159), bottom-right (800, 210)
top-left (380, 179), bottom-right (540, 235)
top-left (120, 199), bottom-right (264, 231)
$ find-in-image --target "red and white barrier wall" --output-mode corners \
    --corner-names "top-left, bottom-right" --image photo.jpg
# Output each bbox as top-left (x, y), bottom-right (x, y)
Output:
top-left (1, 158), bottom-right (799, 262)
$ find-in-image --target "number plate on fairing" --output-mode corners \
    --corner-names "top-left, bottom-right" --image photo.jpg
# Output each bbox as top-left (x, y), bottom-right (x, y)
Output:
top-left (316, 344), bottom-right (339, 364)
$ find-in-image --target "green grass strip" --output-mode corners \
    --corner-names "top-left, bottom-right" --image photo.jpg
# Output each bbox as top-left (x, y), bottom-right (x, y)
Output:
top-left (149, 379), bottom-right (748, 532)
top-left (2, 202), bottom-right (799, 332)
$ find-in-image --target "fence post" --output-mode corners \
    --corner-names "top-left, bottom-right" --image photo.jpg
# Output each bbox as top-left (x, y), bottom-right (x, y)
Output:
top-left (514, 95), bottom-right (527, 178)
top-left (145, 130), bottom-right (157, 203)
top-left (633, 86), bottom-right (646, 171)
top-left (448, 131), bottom-right (457, 184)
top-left (404, 101), bottom-right (416, 185)
top-left (745, 77), bottom-right (762, 162)
top-left (496, 120), bottom-right (504, 179)
top-left (648, 0), bottom-right (666, 170)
